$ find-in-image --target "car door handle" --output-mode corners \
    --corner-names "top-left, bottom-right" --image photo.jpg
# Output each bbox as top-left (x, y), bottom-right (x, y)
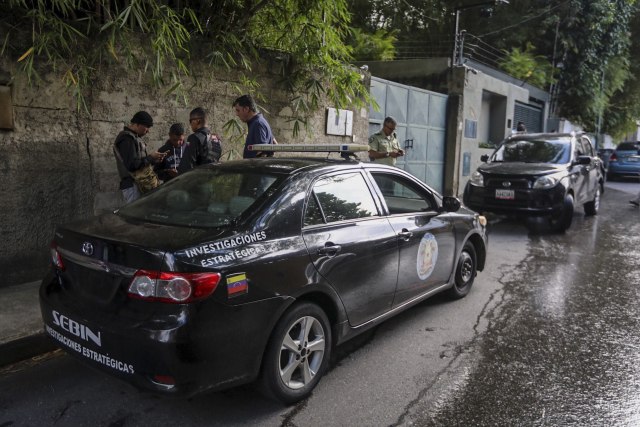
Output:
top-left (398, 230), bottom-right (413, 241)
top-left (318, 244), bottom-right (341, 257)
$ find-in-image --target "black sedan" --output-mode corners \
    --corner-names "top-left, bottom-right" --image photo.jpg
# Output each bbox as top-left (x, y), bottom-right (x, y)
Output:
top-left (40, 147), bottom-right (488, 404)
top-left (463, 132), bottom-right (603, 232)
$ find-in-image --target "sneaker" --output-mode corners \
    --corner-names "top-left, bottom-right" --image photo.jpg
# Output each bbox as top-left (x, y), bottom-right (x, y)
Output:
top-left (630, 200), bottom-right (639, 207)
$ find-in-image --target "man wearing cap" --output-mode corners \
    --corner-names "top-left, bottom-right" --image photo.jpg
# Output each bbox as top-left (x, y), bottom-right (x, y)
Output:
top-left (114, 111), bottom-right (166, 203)
top-left (154, 123), bottom-right (186, 182)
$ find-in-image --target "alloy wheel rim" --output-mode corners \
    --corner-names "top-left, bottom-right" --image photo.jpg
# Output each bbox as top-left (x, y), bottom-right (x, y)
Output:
top-left (279, 315), bottom-right (325, 390)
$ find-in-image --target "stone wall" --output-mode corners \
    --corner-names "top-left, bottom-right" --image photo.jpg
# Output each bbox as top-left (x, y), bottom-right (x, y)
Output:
top-left (0, 59), bottom-right (369, 286)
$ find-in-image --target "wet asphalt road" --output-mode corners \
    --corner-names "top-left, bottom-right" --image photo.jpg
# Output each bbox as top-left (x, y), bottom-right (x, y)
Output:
top-left (1, 184), bottom-right (639, 426)
top-left (402, 184), bottom-right (640, 426)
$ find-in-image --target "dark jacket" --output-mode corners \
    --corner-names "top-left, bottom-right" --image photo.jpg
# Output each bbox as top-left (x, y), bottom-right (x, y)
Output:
top-left (114, 127), bottom-right (151, 190)
top-left (177, 127), bottom-right (222, 174)
top-left (154, 141), bottom-right (184, 182)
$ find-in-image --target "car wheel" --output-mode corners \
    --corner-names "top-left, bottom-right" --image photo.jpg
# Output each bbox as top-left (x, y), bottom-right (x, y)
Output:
top-left (549, 193), bottom-right (574, 232)
top-left (260, 302), bottom-right (331, 404)
top-left (447, 242), bottom-right (477, 299)
top-left (584, 185), bottom-right (601, 216)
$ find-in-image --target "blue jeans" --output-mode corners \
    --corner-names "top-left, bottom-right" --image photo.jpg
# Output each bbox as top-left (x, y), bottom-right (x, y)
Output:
top-left (121, 186), bottom-right (140, 204)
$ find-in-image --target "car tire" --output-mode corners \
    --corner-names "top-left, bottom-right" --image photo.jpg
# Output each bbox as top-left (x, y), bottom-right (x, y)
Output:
top-left (447, 242), bottom-right (477, 299)
top-left (584, 184), bottom-right (601, 216)
top-left (549, 193), bottom-right (574, 232)
top-left (259, 302), bottom-right (332, 404)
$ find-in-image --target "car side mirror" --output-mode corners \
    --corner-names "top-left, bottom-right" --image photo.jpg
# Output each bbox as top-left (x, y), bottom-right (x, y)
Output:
top-left (575, 156), bottom-right (591, 165)
top-left (480, 154), bottom-right (489, 162)
top-left (441, 196), bottom-right (461, 213)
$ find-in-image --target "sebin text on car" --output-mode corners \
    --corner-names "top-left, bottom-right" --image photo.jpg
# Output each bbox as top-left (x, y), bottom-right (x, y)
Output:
top-left (40, 143), bottom-right (488, 404)
top-left (463, 132), bottom-right (603, 232)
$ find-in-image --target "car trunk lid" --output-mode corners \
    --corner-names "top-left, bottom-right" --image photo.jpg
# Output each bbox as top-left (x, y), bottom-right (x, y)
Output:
top-left (51, 214), bottom-right (222, 306)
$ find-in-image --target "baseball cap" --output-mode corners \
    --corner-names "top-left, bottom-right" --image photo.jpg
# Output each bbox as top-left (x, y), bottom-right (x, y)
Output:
top-left (131, 111), bottom-right (154, 127)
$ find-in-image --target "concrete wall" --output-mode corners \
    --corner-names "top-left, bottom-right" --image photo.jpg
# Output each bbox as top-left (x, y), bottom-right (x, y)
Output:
top-left (456, 68), bottom-right (529, 195)
top-left (0, 59), bottom-right (369, 286)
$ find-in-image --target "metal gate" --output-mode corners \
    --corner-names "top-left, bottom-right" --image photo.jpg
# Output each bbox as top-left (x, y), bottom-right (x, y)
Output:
top-left (369, 77), bottom-right (448, 193)
top-left (514, 101), bottom-right (543, 133)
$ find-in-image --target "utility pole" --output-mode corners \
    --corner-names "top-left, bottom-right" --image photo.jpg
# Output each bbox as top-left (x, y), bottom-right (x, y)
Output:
top-left (452, 0), bottom-right (509, 67)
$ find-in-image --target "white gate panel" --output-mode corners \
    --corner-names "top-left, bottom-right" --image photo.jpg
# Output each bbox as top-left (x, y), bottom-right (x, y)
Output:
top-left (369, 77), bottom-right (448, 194)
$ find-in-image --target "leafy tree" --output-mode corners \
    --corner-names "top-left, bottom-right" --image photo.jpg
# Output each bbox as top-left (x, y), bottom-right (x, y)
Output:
top-left (602, 6), bottom-right (640, 138)
top-left (554, 0), bottom-right (635, 130)
top-left (0, 0), bottom-right (370, 136)
top-left (499, 42), bottom-right (555, 89)
top-left (349, 28), bottom-right (397, 61)
top-left (348, 0), bottom-right (450, 60)
top-left (348, 0), bottom-right (640, 133)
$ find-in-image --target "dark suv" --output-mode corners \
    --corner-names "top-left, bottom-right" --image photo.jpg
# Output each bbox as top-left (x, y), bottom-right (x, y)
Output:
top-left (463, 132), bottom-right (604, 232)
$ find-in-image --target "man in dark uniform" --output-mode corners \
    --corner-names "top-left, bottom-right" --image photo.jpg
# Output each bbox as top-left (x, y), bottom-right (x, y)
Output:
top-left (177, 107), bottom-right (222, 174)
top-left (114, 111), bottom-right (166, 204)
top-left (154, 123), bottom-right (186, 182)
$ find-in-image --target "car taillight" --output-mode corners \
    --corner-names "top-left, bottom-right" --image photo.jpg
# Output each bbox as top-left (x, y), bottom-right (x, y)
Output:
top-left (127, 270), bottom-right (220, 303)
top-left (50, 243), bottom-right (65, 271)
top-left (609, 152), bottom-right (618, 162)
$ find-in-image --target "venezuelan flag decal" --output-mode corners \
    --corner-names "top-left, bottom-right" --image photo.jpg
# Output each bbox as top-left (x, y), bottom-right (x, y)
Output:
top-left (226, 273), bottom-right (248, 298)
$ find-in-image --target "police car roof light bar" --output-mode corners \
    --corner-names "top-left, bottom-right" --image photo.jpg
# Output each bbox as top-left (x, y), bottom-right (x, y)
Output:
top-left (247, 143), bottom-right (370, 153)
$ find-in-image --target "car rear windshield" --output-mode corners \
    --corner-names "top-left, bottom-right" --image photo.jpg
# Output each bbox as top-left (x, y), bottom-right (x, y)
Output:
top-left (491, 138), bottom-right (571, 164)
top-left (117, 168), bottom-right (283, 227)
top-left (616, 142), bottom-right (640, 151)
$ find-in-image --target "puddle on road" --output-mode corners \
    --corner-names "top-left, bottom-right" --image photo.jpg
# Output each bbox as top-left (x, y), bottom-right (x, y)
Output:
top-left (400, 193), bottom-right (640, 426)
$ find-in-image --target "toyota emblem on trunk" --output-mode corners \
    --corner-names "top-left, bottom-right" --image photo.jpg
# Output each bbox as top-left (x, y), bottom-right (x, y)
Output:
top-left (82, 242), bottom-right (94, 256)
top-left (502, 181), bottom-right (512, 188)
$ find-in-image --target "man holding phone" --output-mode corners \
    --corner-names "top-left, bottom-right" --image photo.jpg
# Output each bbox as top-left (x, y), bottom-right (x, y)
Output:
top-left (154, 123), bottom-right (186, 182)
top-left (113, 111), bottom-right (167, 204)
top-left (368, 116), bottom-right (404, 167)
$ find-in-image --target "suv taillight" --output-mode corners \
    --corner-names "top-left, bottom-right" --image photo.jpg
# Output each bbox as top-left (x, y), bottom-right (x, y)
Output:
top-left (128, 270), bottom-right (220, 303)
top-left (609, 152), bottom-right (618, 162)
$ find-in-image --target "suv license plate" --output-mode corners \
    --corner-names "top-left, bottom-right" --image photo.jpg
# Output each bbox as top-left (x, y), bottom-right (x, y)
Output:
top-left (495, 189), bottom-right (515, 200)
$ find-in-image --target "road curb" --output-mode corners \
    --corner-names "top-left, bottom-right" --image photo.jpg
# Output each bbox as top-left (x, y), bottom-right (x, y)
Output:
top-left (0, 333), bottom-right (57, 367)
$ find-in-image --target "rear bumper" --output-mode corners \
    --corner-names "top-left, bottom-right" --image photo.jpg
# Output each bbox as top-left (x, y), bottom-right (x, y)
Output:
top-left (463, 183), bottom-right (565, 217)
top-left (39, 273), bottom-right (286, 397)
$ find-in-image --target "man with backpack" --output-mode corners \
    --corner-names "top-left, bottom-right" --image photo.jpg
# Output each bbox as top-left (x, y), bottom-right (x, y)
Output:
top-left (177, 107), bottom-right (222, 174)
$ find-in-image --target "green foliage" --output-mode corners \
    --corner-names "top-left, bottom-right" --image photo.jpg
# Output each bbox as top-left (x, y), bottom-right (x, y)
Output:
top-left (602, 6), bottom-right (640, 138)
top-left (555, 0), bottom-right (635, 130)
top-left (348, 0), bottom-right (640, 133)
top-left (499, 43), bottom-right (555, 89)
top-left (0, 0), bottom-right (371, 130)
top-left (349, 28), bottom-right (397, 61)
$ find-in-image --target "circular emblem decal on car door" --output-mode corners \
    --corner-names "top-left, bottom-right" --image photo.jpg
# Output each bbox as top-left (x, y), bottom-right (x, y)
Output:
top-left (416, 233), bottom-right (438, 280)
